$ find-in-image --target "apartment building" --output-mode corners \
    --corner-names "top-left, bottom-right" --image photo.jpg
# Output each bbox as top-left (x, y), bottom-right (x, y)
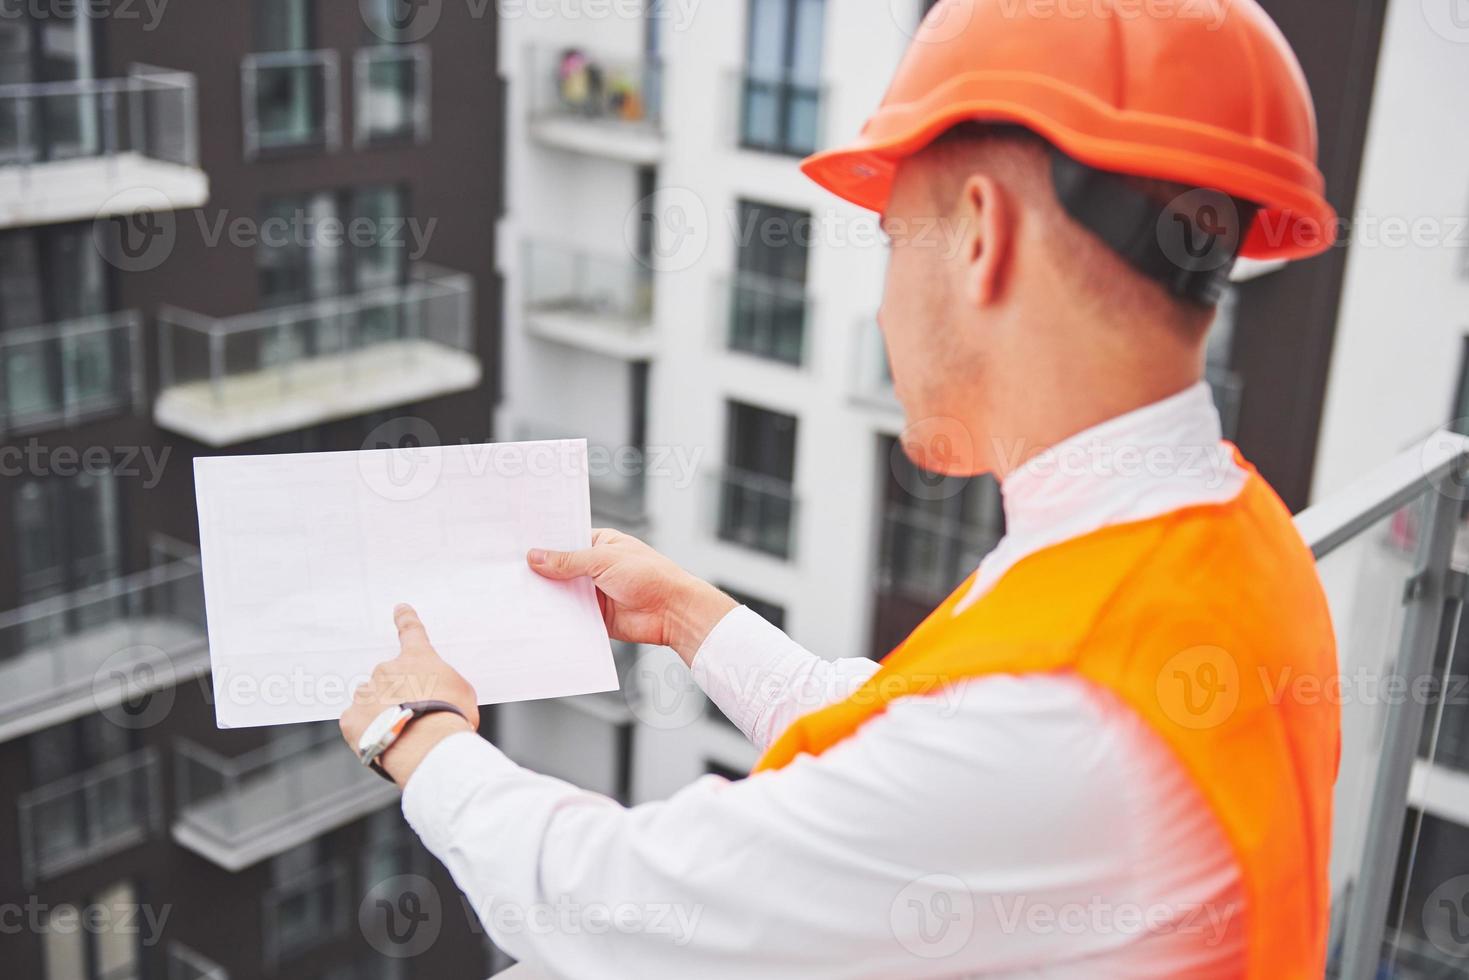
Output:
top-left (0, 2), bottom-right (503, 976)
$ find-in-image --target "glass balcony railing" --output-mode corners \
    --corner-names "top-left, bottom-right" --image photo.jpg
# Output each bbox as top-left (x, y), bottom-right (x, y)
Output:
top-left (878, 505), bottom-right (1003, 603)
top-left (714, 467), bottom-right (798, 560)
top-left (723, 271), bottom-right (811, 367)
top-left (241, 50), bottom-right (341, 159)
top-left (354, 44), bottom-right (430, 146)
top-left (263, 861), bottom-right (349, 969)
top-left (523, 240), bottom-right (655, 355)
top-left (16, 747), bottom-right (160, 886)
top-left (1297, 430), bottom-right (1469, 979)
top-left (166, 943), bottom-right (229, 980)
top-left (0, 542), bottom-right (205, 742)
top-left (173, 725), bottom-right (398, 871)
top-left (734, 70), bottom-right (823, 157)
top-left (0, 310), bottom-right (141, 436)
top-left (155, 264), bottom-right (476, 445)
top-left (528, 45), bottom-right (662, 139)
top-left (0, 65), bottom-right (199, 172)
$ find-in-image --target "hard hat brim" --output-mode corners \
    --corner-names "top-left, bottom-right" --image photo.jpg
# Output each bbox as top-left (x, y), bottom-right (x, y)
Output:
top-left (800, 76), bottom-right (1338, 262)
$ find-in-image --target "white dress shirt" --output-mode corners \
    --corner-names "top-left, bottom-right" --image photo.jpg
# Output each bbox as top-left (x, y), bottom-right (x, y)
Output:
top-left (403, 382), bottom-right (1251, 978)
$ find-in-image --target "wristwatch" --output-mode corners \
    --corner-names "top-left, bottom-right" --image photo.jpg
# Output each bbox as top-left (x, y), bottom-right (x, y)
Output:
top-left (356, 700), bottom-right (469, 782)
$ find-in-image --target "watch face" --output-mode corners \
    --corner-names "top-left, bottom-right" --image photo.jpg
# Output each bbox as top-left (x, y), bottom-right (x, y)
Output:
top-left (358, 705), bottom-right (412, 757)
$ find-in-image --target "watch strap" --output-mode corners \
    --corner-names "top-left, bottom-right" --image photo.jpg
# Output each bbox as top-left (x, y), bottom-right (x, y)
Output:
top-left (365, 700), bottom-right (471, 782)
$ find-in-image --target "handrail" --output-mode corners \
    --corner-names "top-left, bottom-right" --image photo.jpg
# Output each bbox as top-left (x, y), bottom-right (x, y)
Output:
top-left (0, 554), bottom-right (201, 632)
top-left (1294, 429), bottom-right (1469, 559)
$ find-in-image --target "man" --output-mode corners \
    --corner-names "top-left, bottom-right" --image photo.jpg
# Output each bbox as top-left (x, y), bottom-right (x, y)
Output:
top-left (341, 0), bottom-right (1340, 975)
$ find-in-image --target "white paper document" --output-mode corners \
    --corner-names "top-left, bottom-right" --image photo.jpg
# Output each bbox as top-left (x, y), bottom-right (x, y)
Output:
top-left (194, 439), bottom-right (618, 728)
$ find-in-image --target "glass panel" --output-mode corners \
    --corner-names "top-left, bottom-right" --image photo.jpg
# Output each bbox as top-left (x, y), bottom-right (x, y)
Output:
top-left (93, 882), bottom-right (141, 980)
top-left (42, 905), bottom-right (87, 980)
top-left (255, 62), bottom-right (325, 150)
top-left (258, 0), bottom-right (310, 52)
top-left (362, 54), bottom-right (416, 141)
top-left (4, 332), bottom-right (62, 421)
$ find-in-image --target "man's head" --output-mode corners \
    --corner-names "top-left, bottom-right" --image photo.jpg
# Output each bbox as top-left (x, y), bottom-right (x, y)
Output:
top-left (879, 125), bottom-right (1222, 479)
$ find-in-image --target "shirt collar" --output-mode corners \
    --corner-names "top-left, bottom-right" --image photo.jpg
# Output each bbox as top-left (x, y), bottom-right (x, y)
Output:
top-left (998, 382), bottom-right (1226, 542)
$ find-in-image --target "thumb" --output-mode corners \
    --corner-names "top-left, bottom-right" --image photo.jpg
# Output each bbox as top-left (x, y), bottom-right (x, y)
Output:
top-left (527, 546), bottom-right (600, 581)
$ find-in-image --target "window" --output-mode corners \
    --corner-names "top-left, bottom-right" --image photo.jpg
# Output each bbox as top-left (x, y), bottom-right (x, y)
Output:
top-left (248, 0), bottom-right (336, 155)
top-left (355, 42), bottom-right (429, 145)
top-left (718, 401), bottom-right (798, 558)
top-left (871, 435), bottom-right (1005, 656)
top-left (729, 200), bottom-right (811, 365)
top-left (720, 585), bottom-right (786, 629)
top-left (267, 841), bottom-right (345, 965)
top-left (1, 225), bottom-right (125, 430)
top-left (258, 185), bottom-right (410, 306)
top-left (26, 719), bottom-right (147, 882)
top-left (0, 9), bottom-right (97, 163)
top-left (740, 0), bottom-right (824, 156)
top-left (12, 469), bottom-right (123, 638)
top-left (43, 881), bottom-right (142, 980)
top-left (255, 186), bottom-right (412, 361)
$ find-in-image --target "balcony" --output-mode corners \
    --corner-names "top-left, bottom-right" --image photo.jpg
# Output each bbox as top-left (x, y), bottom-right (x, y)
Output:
top-left (1297, 430), bottom-right (1469, 977)
top-left (354, 44), bottom-right (431, 146)
top-left (878, 505), bottom-right (1003, 604)
top-left (16, 748), bottom-right (161, 886)
top-left (0, 311), bottom-right (142, 437)
top-left (0, 542), bottom-right (206, 744)
top-left (722, 272), bottom-right (811, 367)
top-left (172, 726), bottom-right (398, 871)
top-left (241, 50), bottom-right (342, 160)
top-left (734, 70), bottom-right (824, 158)
top-left (167, 943), bottom-right (229, 980)
top-left (526, 45), bottom-right (663, 164)
top-left (0, 66), bottom-right (207, 229)
top-left (714, 467), bottom-right (798, 560)
top-left (513, 420), bottom-right (648, 526)
top-left (154, 264), bottom-right (478, 446)
top-left (523, 240), bottom-right (655, 359)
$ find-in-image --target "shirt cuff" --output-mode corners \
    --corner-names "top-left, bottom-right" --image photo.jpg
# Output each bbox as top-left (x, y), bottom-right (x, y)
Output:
top-left (690, 604), bottom-right (817, 742)
top-left (400, 729), bottom-right (518, 856)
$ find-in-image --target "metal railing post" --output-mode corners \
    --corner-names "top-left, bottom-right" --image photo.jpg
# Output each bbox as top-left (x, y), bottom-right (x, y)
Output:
top-left (1339, 469), bottom-right (1464, 979)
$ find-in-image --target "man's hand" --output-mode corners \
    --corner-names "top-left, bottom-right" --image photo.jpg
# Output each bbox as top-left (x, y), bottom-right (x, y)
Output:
top-left (340, 604), bottom-right (477, 786)
top-left (529, 528), bottom-right (737, 666)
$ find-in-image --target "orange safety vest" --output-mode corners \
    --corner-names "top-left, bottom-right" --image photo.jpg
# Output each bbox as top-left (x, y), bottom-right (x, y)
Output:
top-left (755, 456), bottom-right (1339, 977)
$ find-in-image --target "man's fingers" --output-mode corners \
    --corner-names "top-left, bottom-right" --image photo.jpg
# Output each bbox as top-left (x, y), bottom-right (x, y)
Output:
top-left (394, 603), bottom-right (436, 658)
top-left (527, 546), bottom-right (600, 580)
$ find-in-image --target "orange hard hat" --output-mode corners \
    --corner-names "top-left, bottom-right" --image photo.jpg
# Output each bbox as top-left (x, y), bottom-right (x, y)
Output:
top-left (802, 0), bottom-right (1336, 263)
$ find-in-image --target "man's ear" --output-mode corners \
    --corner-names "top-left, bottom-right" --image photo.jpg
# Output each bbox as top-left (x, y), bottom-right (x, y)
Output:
top-left (956, 173), bottom-right (1011, 308)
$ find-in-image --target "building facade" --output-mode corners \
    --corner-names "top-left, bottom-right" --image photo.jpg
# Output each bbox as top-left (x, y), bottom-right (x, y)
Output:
top-left (0, 1), bottom-right (504, 976)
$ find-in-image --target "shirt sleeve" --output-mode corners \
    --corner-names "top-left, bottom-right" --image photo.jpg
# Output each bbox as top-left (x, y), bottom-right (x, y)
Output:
top-left (400, 675), bottom-right (1188, 979)
top-left (689, 605), bottom-right (882, 749)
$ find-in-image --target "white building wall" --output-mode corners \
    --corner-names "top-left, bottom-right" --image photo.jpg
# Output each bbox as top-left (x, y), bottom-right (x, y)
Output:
top-left (1310, 0), bottom-right (1469, 501)
top-left (495, 1), bottom-right (922, 799)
